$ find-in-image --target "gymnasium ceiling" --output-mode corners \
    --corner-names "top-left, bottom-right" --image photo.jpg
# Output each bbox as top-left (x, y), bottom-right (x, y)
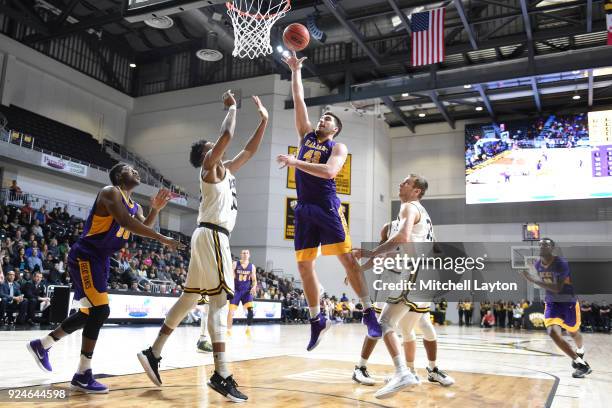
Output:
top-left (1, 0), bottom-right (612, 129)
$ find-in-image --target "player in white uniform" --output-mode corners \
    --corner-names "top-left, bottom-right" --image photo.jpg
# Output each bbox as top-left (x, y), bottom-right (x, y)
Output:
top-left (138, 91), bottom-right (269, 403)
top-left (356, 174), bottom-right (454, 399)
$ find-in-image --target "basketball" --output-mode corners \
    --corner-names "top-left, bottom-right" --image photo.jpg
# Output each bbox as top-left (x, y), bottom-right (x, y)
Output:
top-left (283, 23), bottom-right (310, 52)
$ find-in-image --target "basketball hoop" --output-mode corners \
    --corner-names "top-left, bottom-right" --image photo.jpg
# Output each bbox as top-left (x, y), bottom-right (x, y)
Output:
top-left (226, 0), bottom-right (291, 59)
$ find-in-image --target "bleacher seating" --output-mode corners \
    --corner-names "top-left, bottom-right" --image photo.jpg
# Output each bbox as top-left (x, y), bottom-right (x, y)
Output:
top-left (0, 104), bottom-right (117, 169)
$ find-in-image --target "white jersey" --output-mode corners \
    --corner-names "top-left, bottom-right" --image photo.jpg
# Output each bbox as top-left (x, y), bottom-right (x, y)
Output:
top-left (197, 168), bottom-right (237, 232)
top-left (390, 200), bottom-right (434, 242)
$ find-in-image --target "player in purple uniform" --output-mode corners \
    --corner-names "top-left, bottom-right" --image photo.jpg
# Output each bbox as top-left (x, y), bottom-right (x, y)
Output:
top-left (520, 238), bottom-right (592, 378)
top-left (279, 51), bottom-right (382, 351)
top-left (26, 163), bottom-right (181, 393)
top-left (227, 249), bottom-right (257, 337)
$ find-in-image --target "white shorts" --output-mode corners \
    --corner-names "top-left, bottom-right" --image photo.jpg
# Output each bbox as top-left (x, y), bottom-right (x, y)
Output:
top-left (185, 227), bottom-right (234, 297)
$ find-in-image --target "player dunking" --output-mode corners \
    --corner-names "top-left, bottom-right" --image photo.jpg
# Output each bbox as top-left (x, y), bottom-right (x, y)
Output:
top-left (138, 91), bottom-right (269, 402)
top-left (520, 238), bottom-right (592, 378)
top-left (227, 249), bottom-right (257, 337)
top-left (27, 164), bottom-right (181, 393)
top-left (278, 51), bottom-right (381, 351)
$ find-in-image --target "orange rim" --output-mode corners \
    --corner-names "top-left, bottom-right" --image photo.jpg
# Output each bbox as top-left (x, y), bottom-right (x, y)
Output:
top-left (226, 0), bottom-right (291, 21)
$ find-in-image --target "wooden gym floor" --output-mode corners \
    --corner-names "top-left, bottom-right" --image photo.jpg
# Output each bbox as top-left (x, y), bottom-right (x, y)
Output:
top-left (0, 324), bottom-right (609, 407)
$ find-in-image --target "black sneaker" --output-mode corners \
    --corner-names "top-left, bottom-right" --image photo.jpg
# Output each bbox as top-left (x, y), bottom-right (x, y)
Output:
top-left (572, 352), bottom-right (585, 369)
top-left (207, 371), bottom-right (248, 403)
top-left (352, 365), bottom-right (375, 385)
top-left (137, 347), bottom-right (162, 386)
top-left (572, 361), bottom-right (592, 378)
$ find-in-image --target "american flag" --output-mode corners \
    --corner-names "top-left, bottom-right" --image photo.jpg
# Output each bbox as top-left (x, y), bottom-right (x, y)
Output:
top-left (411, 8), bottom-right (446, 67)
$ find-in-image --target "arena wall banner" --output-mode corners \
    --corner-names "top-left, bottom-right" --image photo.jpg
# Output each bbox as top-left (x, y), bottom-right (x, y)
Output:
top-left (284, 197), bottom-right (350, 240)
top-left (41, 153), bottom-right (88, 177)
top-left (286, 146), bottom-right (352, 195)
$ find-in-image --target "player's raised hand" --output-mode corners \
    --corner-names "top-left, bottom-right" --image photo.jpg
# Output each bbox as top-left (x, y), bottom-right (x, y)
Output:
top-left (252, 95), bottom-right (268, 121)
top-left (276, 153), bottom-right (297, 169)
top-left (222, 90), bottom-right (237, 108)
top-left (151, 188), bottom-right (172, 211)
top-left (282, 50), bottom-right (307, 71)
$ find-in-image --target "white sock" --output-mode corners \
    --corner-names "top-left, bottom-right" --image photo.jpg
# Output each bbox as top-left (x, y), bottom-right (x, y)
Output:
top-left (40, 335), bottom-right (56, 349)
top-left (574, 357), bottom-right (585, 365)
top-left (309, 306), bottom-right (320, 319)
top-left (200, 315), bottom-right (208, 338)
top-left (407, 361), bottom-right (415, 371)
top-left (199, 335), bottom-right (209, 342)
top-left (151, 331), bottom-right (170, 358)
top-left (428, 360), bottom-right (436, 370)
top-left (576, 347), bottom-right (585, 354)
top-left (78, 354), bottom-right (92, 374)
top-left (360, 297), bottom-right (373, 310)
top-left (358, 357), bottom-right (368, 368)
top-left (214, 351), bottom-right (231, 378)
top-left (392, 355), bottom-right (407, 374)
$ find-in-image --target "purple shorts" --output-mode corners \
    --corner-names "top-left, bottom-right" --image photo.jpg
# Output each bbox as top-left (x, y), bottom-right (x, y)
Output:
top-left (294, 201), bottom-right (351, 262)
top-left (230, 287), bottom-right (253, 309)
top-left (68, 243), bottom-right (110, 307)
top-left (544, 301), bottom-right (580, 332)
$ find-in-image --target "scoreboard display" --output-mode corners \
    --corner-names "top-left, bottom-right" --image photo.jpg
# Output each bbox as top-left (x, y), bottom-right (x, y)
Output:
top-left (123, 0), bottom-right (223, 22)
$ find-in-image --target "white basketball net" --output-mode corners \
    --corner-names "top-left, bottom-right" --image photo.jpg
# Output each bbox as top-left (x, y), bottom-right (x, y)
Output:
top-left (226, 0), bottom-right (291, 59)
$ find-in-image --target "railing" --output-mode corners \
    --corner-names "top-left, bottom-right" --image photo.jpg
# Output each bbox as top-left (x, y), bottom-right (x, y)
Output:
top-left (0, 188), bottom-right (90, 220)
top-left (1, 128), bottom-right (109, 172)
top-left (103, 139), bottom-right (191, 199)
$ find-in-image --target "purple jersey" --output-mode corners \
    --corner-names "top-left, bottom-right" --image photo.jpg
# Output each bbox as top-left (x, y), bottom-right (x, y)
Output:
top-left (534, 256), bottom-right (576, 303)
top-left (78, 189), bottom-right (139, 257)
top-left (234, 262), bottom-right (253, 292)
top-left (295, 132), bottom-right (340, 207)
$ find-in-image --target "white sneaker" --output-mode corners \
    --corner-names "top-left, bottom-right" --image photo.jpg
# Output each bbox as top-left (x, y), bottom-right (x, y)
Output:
top-left (352, 366), bottom-right (376, 386)
top-left (427, 366), bottom-right (455, 386)
top-left (374, 371), bottom-right (418, 399)
top-left (384, 369), bottom-right (420, 385)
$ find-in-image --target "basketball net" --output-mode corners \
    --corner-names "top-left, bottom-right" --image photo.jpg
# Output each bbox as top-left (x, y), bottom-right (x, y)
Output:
top-left (226, 0), bottom-right (291, 59)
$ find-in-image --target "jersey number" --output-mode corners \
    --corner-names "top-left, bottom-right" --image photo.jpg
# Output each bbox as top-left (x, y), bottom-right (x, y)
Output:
top-left (116, 227), bottom-right (131, 240)
top-left (303, 149), bottom-right (321, 164)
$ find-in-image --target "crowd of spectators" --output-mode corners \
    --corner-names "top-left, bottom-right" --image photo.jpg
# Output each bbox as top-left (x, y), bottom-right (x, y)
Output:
top-left (0, 193), bottom-right (301, 326)
top-left (579, 300), bottom-right (610, 333)
top-left (454, 299), bottom-right (532, 329)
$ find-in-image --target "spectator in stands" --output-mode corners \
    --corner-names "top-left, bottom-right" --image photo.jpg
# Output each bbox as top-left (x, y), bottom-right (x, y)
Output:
top-left (46, 260), bottom-right (62, 285)
top-left (58, 205), bottom-right (70, 222)
top-left (341, 293), bottom-right (348, 302)
top-left (2, 254), bottom-right (10, 274)
top-left (25, 240), bottom-right (42, 259)
top-left (9, 180), bottom-right (23, 200)
top-left (481, 310), bottom-right (495, 328)
top-left (130, 282), bottom-right (141, 292)
top-left (47, 238), bottom-right (59, 258)
top-left (580, 301), bottom-right (593, 332)
top-left (24, 271), bottom-right (50, 324)
top-left (353, 301), bottom-right (364, 321)
top-left (513, 303), bottom-right (524, 329)
top-left (0, 269), bottom-right (29, 324)
top-left (1, 214), bottom-right (9, 231)
top-left (0, 271), bottom-right (4, 325)
top-left (34, 205), bottom-right (48, 225)
top-left (21, 201), bottom-right (34, 223)
top-left (143, 282), bottom-right (152, 293)
top-left (27, 248), bottom-right (43, 272)
top-left (58, 239), bottom-right (70, 258)
top-left (31, 219), bottom-right (44, 239)
top-left (12, 247), bottom-right (27, 272)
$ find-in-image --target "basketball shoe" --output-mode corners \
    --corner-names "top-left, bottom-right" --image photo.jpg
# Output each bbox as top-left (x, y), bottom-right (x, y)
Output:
top-left (137, 347), bottom-right (162, 386)
top-left (197, 338), bottom-right (213, 353)
top-left (572, 361), bottom-right (592, 378)
top-left (374, 370), bottom-right (418, 399)
top-left (352, 366), bottom-right (375, 385)
top-left (427, 366), bottom-right (455, 386)
top-left (27, 339), bottom-right (52, 372)
top-left (306, 312), bottom-right (331, 351)
top-left (208, 371), bottom-right (248, 402)
top-left (70, 369), bottom-right (109, 393)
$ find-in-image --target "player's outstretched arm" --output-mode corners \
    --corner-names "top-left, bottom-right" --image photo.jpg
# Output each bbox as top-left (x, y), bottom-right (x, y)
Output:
top-left (282, 51), bottom-right (312, 143)
top-left (369, 204), bottom-right (418, 259)
top-left (136, 188), bottom-right (172, 227)
top-left (225, 96), bottom-right (269, 174)
top-left (204, 90), bottom-right (238, 170)
top-left (98, 187), bottom-right (182, 250)
top-left (276, 142), bottom-right (347, 180)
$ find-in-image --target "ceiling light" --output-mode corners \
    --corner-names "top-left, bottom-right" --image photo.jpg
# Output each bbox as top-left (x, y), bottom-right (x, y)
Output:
top-left (129, 63), bottom-right (136, 68)
top-left (572, 70), bottom-right (581, 75)
top-left (418, 113), bottom-right (426, 117)
top-left (464, 84), bottom-right (472, 89)
top-left (475, 106), bottom-right (483, 111)
top-left (401, 93), bottom-right (409, 97)
top-left (572, 94), bottom-right (581, 100)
